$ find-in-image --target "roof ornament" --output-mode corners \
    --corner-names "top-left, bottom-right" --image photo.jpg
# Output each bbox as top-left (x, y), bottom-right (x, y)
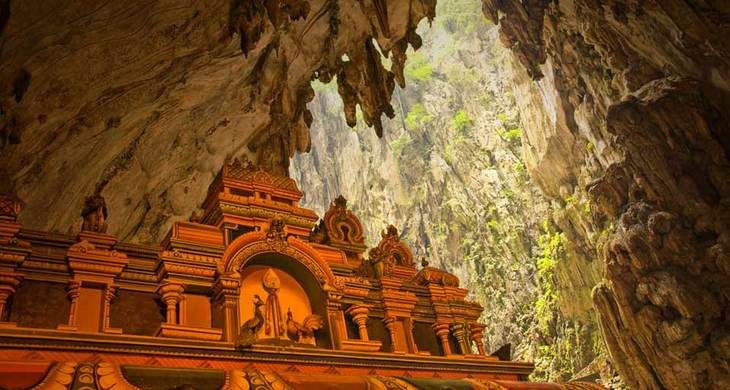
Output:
top-left (81, 193), bottom-right (108, 233)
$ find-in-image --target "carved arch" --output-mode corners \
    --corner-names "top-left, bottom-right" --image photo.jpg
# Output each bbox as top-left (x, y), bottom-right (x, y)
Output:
top-left (221, 230), bottom-right (341, 291)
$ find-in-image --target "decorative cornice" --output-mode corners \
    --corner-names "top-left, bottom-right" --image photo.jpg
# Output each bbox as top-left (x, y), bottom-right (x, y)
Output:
top-left (0, 334), bottom-right (533, 375)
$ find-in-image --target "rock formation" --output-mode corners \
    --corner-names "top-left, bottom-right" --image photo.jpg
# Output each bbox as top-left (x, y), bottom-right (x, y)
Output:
top-left (484, 2), bottom-right (729, 389)
top-left (0, 0), bottom-right (435, 241)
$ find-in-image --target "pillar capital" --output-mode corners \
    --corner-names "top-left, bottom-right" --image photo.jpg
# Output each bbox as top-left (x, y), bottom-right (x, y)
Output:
top-left (345, 304), bottom-right (369, 320)
top-left (469, 322), bottom-right (487, 355)
top-left (157, 282), bottom-right (185, 298)
top-left (432, 322), bottom-right (450, 336)
top-left (0, 272), bottom-right (22, 322)
top-left (432, 322), bottom-right (452, 355)
top-left (450, 322), bottom-right (471, 354)
top-left (157, 282), bottom-right (185, 325)
top-left (346, 305), bottom-right (371, 341)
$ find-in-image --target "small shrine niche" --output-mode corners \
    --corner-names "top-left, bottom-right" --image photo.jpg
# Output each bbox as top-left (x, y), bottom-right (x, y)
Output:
top-left (237, 253), bottom-right (328, 348)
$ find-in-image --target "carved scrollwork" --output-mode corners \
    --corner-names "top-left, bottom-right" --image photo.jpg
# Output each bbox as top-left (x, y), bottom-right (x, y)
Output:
top-left (245, 369), bottom-right (292, 390)
top-left (224, 230), bottom-right (341, 295)
top-left (0, 194), bottom-right (23, 222)
top-left (32, 361), bottom-right (77, 390)
top-left (96, 363), bottom-right (140, 390)
top-left (358, 225), bottom-right (414, 278)
top-left (311, 195), bottom-right (366, 254)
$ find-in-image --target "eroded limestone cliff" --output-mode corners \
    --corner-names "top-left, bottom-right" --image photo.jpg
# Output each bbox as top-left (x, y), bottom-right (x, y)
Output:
top-left (291, 0), bottom-right (614, 383)
top-left (0, 0), bottom-right (435, 241)
top-left (484, 1), bottom-right (730, 389)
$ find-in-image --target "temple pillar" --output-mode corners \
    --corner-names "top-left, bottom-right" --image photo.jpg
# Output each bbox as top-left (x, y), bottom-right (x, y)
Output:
top-left (57, 281), bottom-right (81, 331)
top-left (0, 273), bottom-right (22, 323)
top-left (213, 274), bottom-right (240, 342)
top-left (327, 297), bottom-right (346, 349)
top-left (403, 318), bottom-right (419, 354)
top-left (345, 304), bottom-right (370, 341)
top-left (451, 323), bottom-right (471, 354)
top-left (0, 194), bottom-right (30, 327)
top-left (102, 285), bottom-right (122, 334)
top-left (470, 323), bottom-right (487, 355)
top-left (380, 283), bottom-right (418, 354)
top-left (433, 322), bottom-right (452, 356)
top-left (158, 283), bottom-right (185, 325)
top-left (383, 316), bottom-right (401, 352)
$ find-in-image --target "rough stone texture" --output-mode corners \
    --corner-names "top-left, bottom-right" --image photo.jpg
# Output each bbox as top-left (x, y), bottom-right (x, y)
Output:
top-left (1, 0), bottom-right (729, 388)
top-left (0, 0), bottom-right (434, 242)
top-left (291, 2), bottom-right (612, 382)
top-left (485, 1), bottom-right (730, 388)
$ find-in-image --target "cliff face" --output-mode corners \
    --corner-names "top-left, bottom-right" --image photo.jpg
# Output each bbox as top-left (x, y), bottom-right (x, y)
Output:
top-left (484, 1), bottom-right (730, 389)
top-left (291, 1), bottom-right (614, 383)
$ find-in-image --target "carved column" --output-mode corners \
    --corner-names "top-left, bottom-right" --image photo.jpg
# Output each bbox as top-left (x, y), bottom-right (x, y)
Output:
top-left (345, 305), bottom-right (370, 341)
top-left (469, 323), bottom-right (487, 355)
top-left (101, 285), bottom-right (122, 334)
top-left (433, 322), bottom-right (452, 355)
top-left (383, 316), bottom-right (401, 352)
top-left (213, 274), bottom-right (240, 342)
top-left (0, 273), bottom-right (22, 322)
top-left (157, 283), bottom-right (185, 325)
top-left (326, 297), bottom-right (346, 349)
top-left (58, 281), bottom-right (82, 330)
top-left (451, 323), bottom-right (471, 354)
top-left (403, 317), bottom-right (419, 354)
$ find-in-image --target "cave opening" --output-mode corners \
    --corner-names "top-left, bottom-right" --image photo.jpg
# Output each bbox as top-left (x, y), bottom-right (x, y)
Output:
top-left (290, 0), bottom-right (606, 384)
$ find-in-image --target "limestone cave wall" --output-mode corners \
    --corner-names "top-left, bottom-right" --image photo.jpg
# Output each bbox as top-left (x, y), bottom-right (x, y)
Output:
top-left (0, 0), bottom-right (435, 241)
top-left (484, 1), bottom-right (730, 389)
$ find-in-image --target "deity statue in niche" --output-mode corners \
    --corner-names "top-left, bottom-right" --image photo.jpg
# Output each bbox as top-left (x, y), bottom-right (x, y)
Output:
top-left (238, 264), bottom-right (323, 346)
top-left (262, 268), bottom-right (285, 338)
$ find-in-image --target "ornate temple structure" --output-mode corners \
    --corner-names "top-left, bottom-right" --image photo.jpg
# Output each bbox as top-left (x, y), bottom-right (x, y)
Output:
top-left (0, 158), bottom-right (602, 389)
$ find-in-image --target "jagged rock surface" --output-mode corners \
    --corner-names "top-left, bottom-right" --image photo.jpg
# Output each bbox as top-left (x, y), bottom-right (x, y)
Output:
top-left (485, 1), bottom-right (730, 388)
top-left (292, 1), bottom-right (614, 383)
top-left (0, 0), bottom-right (434, 242)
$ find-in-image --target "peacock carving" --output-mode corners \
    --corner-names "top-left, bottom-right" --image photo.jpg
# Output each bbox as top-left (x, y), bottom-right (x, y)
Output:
top-left (235, 294), bottom-right (265, 348)
top-left (286, 308), bottom-right (323, 345)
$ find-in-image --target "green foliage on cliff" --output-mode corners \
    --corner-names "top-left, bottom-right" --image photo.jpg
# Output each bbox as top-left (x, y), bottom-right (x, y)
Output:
top-left (294, 0), bottom-right (611, 385)
top-left (405, 103), bottom-right (433, 130)
top-left (499, 127), bottom-right (522, 141)
top-left (451, 110), bottom-right (473, 133)
top-left (390, 132), bottom-right (413, 156)
top-left (438, 0), bottom-right (490, 35)
top-left (404, 53), bottom-right (434, 83)
top-left (534, 221), bottom-right (563, 333)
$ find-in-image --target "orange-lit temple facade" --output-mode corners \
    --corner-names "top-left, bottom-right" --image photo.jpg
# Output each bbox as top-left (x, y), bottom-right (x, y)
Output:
top-left (0, 158), bottom-right (602, 389)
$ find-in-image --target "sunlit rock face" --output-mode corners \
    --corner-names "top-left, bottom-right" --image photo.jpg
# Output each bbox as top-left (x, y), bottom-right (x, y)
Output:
top-left (485, 1), bottom-right (729, 388)
top-left (0, 0), bottom-right (435, 242)
top-left (291, 1), bottom-right (611, 383)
